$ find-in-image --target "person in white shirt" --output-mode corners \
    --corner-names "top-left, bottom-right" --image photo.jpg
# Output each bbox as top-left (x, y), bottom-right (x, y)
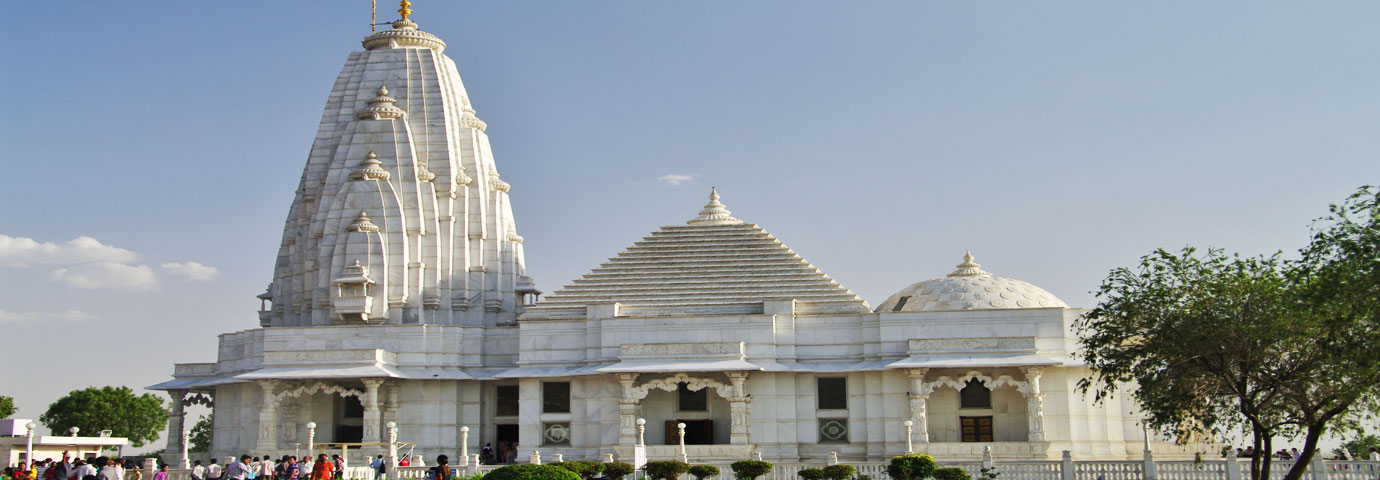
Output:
top-left (76, 459), bottom-right (97, 480)
top-left (207, 459), bottom-right (223, 480)
top-left (259, 456), bottom-right (274, 480)
top-left (192, 461), bottom-right (206, 480)
top-left (1369, 447), bottom-right (1380, 461)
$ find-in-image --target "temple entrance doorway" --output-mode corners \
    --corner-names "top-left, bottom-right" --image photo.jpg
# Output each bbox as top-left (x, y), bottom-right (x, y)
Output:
top-left (494, 424), bottom-right (518, 463)
top-left (335, 395), bottom-right (364, 442)
top-left (960, 416), bottom-right (993, 442)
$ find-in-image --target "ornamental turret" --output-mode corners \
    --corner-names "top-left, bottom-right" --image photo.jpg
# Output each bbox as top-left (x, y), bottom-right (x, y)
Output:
top-left (265, 10), bottom-right (530, 327)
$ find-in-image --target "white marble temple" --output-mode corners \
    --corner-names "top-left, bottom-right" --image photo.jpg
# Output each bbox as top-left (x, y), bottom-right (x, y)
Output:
top-left (150, 5), bottom-right (1209, 466)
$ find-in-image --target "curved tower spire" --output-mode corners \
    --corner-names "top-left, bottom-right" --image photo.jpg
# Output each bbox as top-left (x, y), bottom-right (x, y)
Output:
top-left (265, 13), bottom-right (530, 327)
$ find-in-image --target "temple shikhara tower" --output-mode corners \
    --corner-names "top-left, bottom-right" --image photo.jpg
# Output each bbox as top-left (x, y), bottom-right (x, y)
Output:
top-left (153, 3), bottom-right (1211, 467)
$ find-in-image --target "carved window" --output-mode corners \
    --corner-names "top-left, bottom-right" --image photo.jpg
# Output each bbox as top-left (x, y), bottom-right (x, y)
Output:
top-left (542, 381), bottom-right (570, 413)
top-left (818, 418), bottom-right (849, 444)
top-left (677, 383), bottom-right (708, 412)
top-left (495, 385), bottom-right (518, 417)
top-left (542, 422), bottom-right (571, 446)
top-left (960, 378), bottom-right (991, 409)
top-left (817, 377), bottom-right (847, 410)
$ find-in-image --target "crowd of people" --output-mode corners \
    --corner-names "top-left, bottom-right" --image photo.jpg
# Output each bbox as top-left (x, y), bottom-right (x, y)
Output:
top-left (1, 451), bottom-right (160, 480)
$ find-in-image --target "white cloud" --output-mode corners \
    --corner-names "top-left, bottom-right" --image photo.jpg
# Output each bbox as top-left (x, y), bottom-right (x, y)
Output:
top-left (0, 234), bottom-right (139, 268)
top-left (50, 261), bottom-right (157, 290)
top-left (161, 262), bottom-right (219, 281)
top-left (0, 309), bottom-right (97, 324)
top-left (657, 174), bottom-right (697, 186)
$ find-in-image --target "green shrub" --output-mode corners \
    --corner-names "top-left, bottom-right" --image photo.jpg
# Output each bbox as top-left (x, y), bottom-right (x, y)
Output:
top-left (644, 461), bottom-right (690, 480)
top-left (934, 468), bottom-right (970, 480)
top-left (482, 464), bottom-right (582, 480)
top-left (687, 465), bottom-right (721, 480)
top-left (603, 462), bottom-right (635, 480)
top-left (729, 460), bottom-right (773, 480)
top-left (552, 461), bottom-right (604, 480)
top-left (798, 468), bottom-right (827, 480)
top-left (886, 454), bottom-right (937, 480)
top-left (822, 465), bottom-right (855, 480)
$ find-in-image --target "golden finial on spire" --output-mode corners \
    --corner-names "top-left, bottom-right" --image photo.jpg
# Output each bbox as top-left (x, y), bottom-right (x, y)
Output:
top-left (398, 0), bottom-right (412, 21)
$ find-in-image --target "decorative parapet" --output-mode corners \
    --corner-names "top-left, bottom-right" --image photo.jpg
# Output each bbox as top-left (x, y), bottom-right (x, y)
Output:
top-left (362, 19), bottom-right (447, 52)
top-left (908, 337), bottom-right (1038, 355)
top-left (620, 342), bottom-right (745, 359)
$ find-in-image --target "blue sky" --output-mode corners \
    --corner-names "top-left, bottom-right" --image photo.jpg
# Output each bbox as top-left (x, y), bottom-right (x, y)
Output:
top-left (2, 2), bottom-right (1377, 450)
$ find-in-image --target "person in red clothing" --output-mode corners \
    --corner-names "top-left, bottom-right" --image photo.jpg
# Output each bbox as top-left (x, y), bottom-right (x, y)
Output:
top-left (309, 455), bottom-right (332, 480)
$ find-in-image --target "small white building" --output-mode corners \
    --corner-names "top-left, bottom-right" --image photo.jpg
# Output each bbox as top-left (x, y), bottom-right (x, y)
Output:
top-left (150, 4), bottom-right (1207, 466)
top-left (2, 436), bottom-right (129, 467)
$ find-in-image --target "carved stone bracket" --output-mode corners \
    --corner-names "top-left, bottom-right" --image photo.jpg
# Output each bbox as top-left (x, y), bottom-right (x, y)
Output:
top-left (920, 370), bottom-right (1030, 396)
top-left (272, 381), bottom-right (366, 402)
top-left (184, 393), bottom-right (214, 407)
top-left (630, 373), bottom-right (733, 401)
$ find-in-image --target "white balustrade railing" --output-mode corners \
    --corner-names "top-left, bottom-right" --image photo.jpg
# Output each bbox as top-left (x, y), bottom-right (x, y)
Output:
top-left (1000, 461), bottom-right (1063, 480)
top-left (1158, 460), bottom-right (1227, 480)
top-left (1075, 460), bottom-right (1144, 480)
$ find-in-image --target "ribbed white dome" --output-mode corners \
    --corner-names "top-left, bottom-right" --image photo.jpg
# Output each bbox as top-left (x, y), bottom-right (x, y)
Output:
top-left (875, 253), bottom-right (1067, 312)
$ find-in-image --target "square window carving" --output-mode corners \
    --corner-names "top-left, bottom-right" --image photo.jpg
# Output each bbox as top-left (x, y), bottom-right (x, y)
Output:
top-left (542, 422), bottom-right (572, 446)
top-left (818, 418), bottom-right (849, 444)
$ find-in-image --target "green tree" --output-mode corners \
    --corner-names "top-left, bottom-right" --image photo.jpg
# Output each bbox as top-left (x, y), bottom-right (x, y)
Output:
top-left (188, 414), bottom-right (213, 452)
top-left (0, 396), bottom-right (15, 418)
top-left (39, 386), bottom-right (167, 448)
top-left (1332, 433), bottom-right (1380, 460)
top-left (1076, 186), bottom-right (1380, 480)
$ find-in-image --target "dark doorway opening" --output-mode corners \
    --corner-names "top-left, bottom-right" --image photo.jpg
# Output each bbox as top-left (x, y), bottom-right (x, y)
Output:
top-left (665, 419), bottom-right (714, 445)
top-left (493, 424), bottom-right (519, 464)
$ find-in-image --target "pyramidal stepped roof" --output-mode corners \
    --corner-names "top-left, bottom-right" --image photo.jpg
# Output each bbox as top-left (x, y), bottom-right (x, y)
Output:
top-left (523, 189), bottom-right (870, 319)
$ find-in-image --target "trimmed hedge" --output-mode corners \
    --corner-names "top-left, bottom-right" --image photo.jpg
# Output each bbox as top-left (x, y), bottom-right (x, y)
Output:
top-left (481, 465), bottom-right (581, 480)
top-left (551, 461), bottom-right (604, 480)
top-left (729, 460), bottom-right (773, 480)
top-left (934, 468), bottom-right (971, 480)
top-left (798, 468), bottom-right (827, 480)
top-left (602, 462), bottom-right (635, 480)
top-left (644, 461), bottom-right (690, 480)
top-left (887, 454), bottom-right (937, 480)
top-left (822, 465), bottom-right (855, 480)
top-left (687, 465), bottom-right (721, 480)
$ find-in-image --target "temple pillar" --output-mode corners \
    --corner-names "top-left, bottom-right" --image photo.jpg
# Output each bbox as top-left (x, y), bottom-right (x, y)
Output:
top-left (907, 369), bottom-right (931, 443)
top-left (164, 390), bottom-right (187, 459)
top-left (384, 383), bottom-right (401, 428)
top-left (725, 371), bottom-right (752, 445)
top-left (279, 403), bottom-right (300, 447)
top-left (1021, 366), bottom-right (1047, 442)
top-left (616, 373), bottom-right (640, 446)
top-left (362, 378), bottom-right (385, 444)
top-left (258, 381), bottom-right (280, 450)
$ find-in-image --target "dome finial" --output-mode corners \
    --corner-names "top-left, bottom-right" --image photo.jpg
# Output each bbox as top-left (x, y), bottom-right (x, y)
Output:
top-left (948, 251), bottom-right (988, 277)
top-left (398, 0), bottom-right (412, 21)
top-left (688, 187), bottom-right (742, 225)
